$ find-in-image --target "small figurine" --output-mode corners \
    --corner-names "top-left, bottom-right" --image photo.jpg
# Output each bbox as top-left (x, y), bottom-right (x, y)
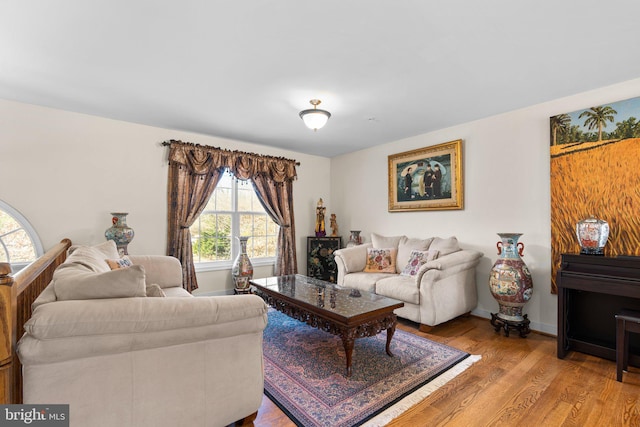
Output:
top-left (330, 213), bottom-right (338, 237)
top-left (315, 198), bottom-right (326, 237)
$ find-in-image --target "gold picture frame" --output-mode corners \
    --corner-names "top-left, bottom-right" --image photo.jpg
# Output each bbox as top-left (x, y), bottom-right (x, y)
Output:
top-left (388, 139), bottom-right (463, 212)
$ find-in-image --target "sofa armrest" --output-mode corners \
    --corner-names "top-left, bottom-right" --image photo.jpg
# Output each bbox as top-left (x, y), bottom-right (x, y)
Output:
top-left (128, 255), bottom-right (182, 289)
top-left (334, 243), bottom-right (372, 285)
top-left (414, 250), bottom-right (483, 285)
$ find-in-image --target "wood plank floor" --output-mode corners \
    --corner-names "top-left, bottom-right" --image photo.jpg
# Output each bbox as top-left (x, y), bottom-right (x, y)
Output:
top-left (246, 315), bottom-right (640, 427)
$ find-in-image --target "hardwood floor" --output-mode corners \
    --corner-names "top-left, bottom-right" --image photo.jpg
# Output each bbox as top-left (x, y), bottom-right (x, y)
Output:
top-left (249, 315), bottom-right (640, 427)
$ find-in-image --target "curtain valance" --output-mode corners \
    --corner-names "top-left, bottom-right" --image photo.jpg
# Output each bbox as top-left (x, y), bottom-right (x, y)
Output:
top-left (166, 139), bottom-right (298, 183)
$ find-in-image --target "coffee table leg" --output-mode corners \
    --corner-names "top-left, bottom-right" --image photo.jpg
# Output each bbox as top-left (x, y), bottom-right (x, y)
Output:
top-left (341, 333), bottom-right (355, 377)
top-left (386, 323), bottom-right (396, 357)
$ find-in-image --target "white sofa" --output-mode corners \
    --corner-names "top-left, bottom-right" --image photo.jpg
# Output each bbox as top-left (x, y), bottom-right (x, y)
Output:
top-left (334, 234), bottom-right (483, 331)
top-left (17, 241), bottom-right (268, 427)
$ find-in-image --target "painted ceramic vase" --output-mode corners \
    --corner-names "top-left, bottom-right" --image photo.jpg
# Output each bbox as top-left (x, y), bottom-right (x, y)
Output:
top-left (232, 236), bottom-right (254, 292)
top-left (576, 216), bottom-right (609, 255)
top-left (346, 230), bottom-right (362, 248)
top-left (105, 212), bottom-right (134, 256)
top-left (489, 233), bottom-right (533, 322)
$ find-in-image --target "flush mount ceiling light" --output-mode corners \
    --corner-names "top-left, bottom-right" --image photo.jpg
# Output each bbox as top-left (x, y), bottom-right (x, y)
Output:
top-left (299, 99), bottom-right (331, 131)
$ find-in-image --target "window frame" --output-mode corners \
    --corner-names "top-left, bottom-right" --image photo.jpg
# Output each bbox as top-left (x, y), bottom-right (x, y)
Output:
top-left (0, 200), bottom-right (44, 273)
top-left (192, 171), bottom-right (277, 273)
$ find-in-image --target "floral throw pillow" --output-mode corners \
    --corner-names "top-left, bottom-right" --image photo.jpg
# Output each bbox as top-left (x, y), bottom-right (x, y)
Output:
top-left (105, 256), bottom-right (133, 270)
top-left (363, 248), bottom-right (397, 273)
top-left (400, 249), bottom-right (439, 277)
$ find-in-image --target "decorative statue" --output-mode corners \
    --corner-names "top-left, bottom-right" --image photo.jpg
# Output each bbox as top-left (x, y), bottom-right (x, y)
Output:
top-left (330, 213), bottom-right (338, 237)
top-left (315, 198), bottom-right (326, 237)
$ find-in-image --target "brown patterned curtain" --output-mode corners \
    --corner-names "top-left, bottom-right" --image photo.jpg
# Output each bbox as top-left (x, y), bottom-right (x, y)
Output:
top-left (252, 176), bottom-right (297, 276)
top-left (166, 140), bottom-right (298, 292)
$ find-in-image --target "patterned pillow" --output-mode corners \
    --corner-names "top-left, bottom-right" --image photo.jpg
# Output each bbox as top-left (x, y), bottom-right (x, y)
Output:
top-left (363, 248), bottom-right (397, 273)
top-left (105, 256), bottom-right (133, 270)
top-left (400, 249), bottom-right (439, 277)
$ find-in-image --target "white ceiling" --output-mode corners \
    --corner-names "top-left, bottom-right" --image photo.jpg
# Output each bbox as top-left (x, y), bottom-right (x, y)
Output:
top-left (2, 1), bottom-right (640, 157)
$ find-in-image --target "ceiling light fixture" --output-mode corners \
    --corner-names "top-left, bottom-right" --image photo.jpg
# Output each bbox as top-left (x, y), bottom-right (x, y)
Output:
top-left (299, 99), bottom-right (331, 131)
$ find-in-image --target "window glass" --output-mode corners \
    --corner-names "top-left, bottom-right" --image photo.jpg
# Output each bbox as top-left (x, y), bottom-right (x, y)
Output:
top-left (191, 170), bottom-right (278, 267)
top-left (0, 201), bottom-right (43, 273)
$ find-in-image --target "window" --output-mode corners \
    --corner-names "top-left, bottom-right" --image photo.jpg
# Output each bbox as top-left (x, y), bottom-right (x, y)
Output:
top-left (190, 170), bottom-right (278, 270)
top-left (0, 200), bottom-right (44, 273)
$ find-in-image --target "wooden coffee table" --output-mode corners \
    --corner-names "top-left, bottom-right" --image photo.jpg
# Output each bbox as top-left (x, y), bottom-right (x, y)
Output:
top-left (250, 274), bottom-right (404, 377)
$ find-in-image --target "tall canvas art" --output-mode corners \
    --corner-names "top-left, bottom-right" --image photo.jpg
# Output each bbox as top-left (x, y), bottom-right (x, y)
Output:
top-left (550, 96), bottom-right (640, 293)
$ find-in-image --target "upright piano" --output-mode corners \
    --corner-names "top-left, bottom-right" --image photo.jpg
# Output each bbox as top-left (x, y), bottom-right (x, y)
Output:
top-left (557, 253), bottom-right (640, 365)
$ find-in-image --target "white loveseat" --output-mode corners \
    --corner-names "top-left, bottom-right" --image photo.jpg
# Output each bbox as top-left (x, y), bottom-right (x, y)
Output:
top-left (17, 240), bottom-right (268, 427)
top-left (334, 234), bottom-right (482, 331)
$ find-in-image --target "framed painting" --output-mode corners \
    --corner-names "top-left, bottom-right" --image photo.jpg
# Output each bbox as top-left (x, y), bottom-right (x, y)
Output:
top-left (549, 95), bottom-right (640, 293)
top-left (388, 139), bottom-right (463, 212)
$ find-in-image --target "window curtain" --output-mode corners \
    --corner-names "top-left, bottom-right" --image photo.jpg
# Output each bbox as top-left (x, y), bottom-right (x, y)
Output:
top-left (166, 140), bottom-right (298, 292)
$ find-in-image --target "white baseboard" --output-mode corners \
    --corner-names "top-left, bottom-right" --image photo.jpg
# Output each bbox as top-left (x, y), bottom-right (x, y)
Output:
top-left (471, 308), bottom-right (557, 336)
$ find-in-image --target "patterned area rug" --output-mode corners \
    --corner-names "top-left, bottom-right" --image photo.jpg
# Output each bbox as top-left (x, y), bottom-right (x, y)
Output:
top-left (263, 310), bottom-right (480, 427)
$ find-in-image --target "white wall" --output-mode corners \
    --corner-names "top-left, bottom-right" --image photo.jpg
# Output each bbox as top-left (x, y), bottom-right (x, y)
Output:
top-left (4, 77), bottom-right (640, 324)
top-left (331, 77), bottom-right (640, 335)
top-left (0, 99), bottom-right (331, 294)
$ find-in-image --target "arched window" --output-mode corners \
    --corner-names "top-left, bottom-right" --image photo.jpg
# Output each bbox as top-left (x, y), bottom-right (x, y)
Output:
top-left (0, 200), bottom-right (43, 273)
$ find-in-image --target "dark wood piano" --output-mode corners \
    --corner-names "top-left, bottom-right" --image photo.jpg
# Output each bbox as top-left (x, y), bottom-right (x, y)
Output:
top-left (557, 253), bottom-right (640, 366)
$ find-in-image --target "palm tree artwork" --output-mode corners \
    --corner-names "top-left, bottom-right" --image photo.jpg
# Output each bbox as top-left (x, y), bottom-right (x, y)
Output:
top-left (550, 114), bottom-right (571, 146)
top-left (578, 105), bottom-right (617, 141)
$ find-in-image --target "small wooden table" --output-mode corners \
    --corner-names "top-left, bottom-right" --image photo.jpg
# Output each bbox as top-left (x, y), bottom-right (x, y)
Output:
top-left (250, 274), bottom-right (404, 377)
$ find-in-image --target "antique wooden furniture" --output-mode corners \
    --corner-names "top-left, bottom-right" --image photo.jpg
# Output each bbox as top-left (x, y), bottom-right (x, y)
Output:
top-left (616, 310), bottom-right (640, 381)
top-left (557, 253), bottom-right (640, 367)
top-left (306, 236), bottom-right (341, 283)
top-left (0, 238), bottom-right (71, 404)
top-left (250, 274), bottom-right (403, 377)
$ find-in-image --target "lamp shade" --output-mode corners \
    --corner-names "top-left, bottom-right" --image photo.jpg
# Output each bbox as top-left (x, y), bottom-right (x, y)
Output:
top-left (299, 99), bottom-right (331, 131)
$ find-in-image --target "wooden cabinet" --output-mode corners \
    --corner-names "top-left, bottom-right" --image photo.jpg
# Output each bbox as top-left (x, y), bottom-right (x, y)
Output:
top-left (557, 253), bottom-right (640, 366)
top-left (307, 237), bottom-right (342, 283)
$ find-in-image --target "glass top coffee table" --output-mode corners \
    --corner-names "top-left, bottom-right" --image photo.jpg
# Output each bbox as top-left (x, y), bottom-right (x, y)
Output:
top-left (250, 274), bottom-right (404, 377)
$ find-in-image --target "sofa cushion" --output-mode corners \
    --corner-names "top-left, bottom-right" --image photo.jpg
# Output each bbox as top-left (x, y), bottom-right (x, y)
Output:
top-left (65, 241), bottom-right (120, 273)
top-left (396, 237), bottom-right (434, 273)
top-left (342, 272), bottom-right (395, 293)
top-left (400, 249), bottom-right (439, 277)
top-left (24, 294), bottom-right (268, 340)
top-left (364, 248), bottom-right (397, 273)
top-left (53, 263), bottom-right (147, 301)
top-left (371, 233), bottom-right (404, 250)
top-left (106, 256), bottom-right (133, 270)
top-left (375, 276), bottom-right (420, 305)
top-left (430, 236), bottom-right (461, 256)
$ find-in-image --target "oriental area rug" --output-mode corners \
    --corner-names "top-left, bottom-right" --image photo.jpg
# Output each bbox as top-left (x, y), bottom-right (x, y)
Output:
top-left (263, 310), bottom-right (480, 427)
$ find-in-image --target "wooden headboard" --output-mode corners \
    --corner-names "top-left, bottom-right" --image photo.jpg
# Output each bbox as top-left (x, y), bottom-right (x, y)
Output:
top-left (0, 238), bottom-right (71, 404)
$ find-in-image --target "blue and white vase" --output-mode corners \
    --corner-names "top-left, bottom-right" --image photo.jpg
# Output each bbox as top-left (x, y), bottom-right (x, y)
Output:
top-left (105, 212), bottom-right (134, 256)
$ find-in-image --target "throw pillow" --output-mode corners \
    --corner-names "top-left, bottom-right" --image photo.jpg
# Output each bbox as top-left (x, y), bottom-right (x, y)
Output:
top-left (106, 256), bottom-right (133, 270)
top-left (371, 233), bottom-right (405, 250)
top-left (53, 264), bottom-right (147, 300)
top-left (146, 283), bottom-right (167, 297)
top-left (400, 249), bottom-right (440, 277)
top-left (396, 236), bottom-right (434, 274)
top-left (429, 236), bottom-right (461, 256)
top-left (64, 240), bottom-right (121, 273)
top-left (363, 248), bottom-right (397, 273)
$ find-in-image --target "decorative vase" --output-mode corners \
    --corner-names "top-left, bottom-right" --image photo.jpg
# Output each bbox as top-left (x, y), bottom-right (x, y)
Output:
top-left (488, 233), bottom-right (533, 322)
top-left (346, 230), bottom-right (362, 248)
top-left (576, 216), bottom-right (609, 255)
top-left (232, 236), bottom-right (254, 293)
top-left (105, 212), bottom-right (134, 256)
